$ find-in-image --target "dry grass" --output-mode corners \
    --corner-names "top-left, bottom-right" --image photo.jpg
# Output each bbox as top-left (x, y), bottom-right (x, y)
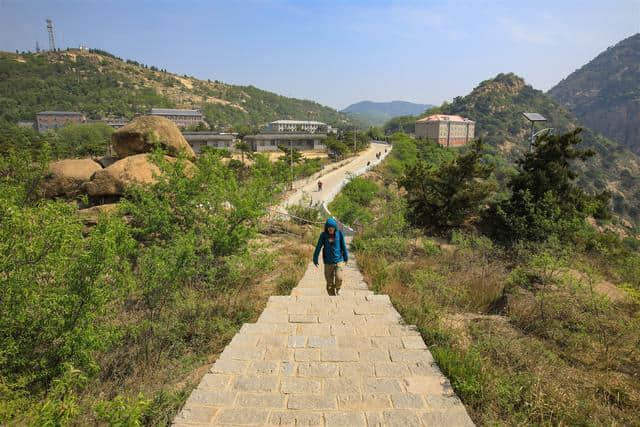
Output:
top-left (352, 193), bottom-right (640, 426)
top-left (357, 244), bottom-right (640, 425)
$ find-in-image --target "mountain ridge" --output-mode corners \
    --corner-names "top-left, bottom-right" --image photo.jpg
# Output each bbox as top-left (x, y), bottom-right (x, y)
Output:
top-left (438, 72), bottom-right (640, 222)
top-left (342, 100), bottom-right (434, 126)
top-left (0, 49), bottom-right (352, 130)
top-left (548, 33), bottom-right (640, 153)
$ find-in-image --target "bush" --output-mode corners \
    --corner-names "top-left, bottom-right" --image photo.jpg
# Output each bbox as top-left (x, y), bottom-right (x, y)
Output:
top-left (400, 140), bottom-right (495, 231)
top-left (486, 129), bottom-right (608, 243)
top-left (287, 201), bottom-right (321, 225)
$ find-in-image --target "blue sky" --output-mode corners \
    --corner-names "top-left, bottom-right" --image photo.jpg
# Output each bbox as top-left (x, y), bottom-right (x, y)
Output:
top-left (1, 0), bottom-right (639, 109)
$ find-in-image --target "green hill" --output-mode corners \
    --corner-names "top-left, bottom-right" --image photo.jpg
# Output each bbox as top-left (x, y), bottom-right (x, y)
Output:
top-left (549, 33), bottom-right (640, 153)
top-left (0, 49), bottom-right (352, 129)
top-left (436, 73), bottom-right (640, 222)
top-left (342, 100), bottom-right (434, 126)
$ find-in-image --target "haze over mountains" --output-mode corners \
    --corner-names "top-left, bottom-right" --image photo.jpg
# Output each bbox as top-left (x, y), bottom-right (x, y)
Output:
top-left (342, 100), bottom-right (434, 126)
top-left (549, 33), bottom-right (640, 154)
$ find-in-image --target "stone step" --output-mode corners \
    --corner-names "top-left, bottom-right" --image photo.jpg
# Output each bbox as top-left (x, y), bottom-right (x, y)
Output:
top-left (174, 252), bottom-right (475, 426)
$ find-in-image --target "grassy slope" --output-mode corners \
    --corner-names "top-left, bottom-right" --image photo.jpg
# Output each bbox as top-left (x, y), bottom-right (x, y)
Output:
top-left (336, 135), bottom-right (640, 425)
top-left (0, 49), bottom-right (351, 128)
top-left (548, 33), bottom-right (640, 153)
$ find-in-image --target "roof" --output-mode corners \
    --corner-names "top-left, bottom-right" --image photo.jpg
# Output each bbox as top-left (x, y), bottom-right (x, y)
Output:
top-left (183, 133), bottom-right (235, 142)
top-left (245, 133), bottom-right (327, 141)
top-left (270, 120), bottom-right (327, 125)
top-left (37, 111), bottom-right (84, 116)
top-left (416, 114), bottom-right (474, 123)
top-left (150, 108), bottom-right (202, 116)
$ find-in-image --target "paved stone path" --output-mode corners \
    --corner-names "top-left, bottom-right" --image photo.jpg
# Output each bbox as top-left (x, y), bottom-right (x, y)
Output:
top-left (281, 142), bottom-right (390, 212)
top-left (174, 253), bottom-right (474, 426)
top-left (174, 145), bottom-right (474, 426)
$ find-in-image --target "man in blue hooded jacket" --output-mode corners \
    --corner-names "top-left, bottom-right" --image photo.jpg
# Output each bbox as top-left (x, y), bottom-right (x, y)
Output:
top-left (313, 217), bottom-right (349, 296)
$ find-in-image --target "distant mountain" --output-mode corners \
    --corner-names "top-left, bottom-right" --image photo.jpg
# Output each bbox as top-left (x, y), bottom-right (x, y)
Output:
top-left (342, 100), bottom-right (434, 126)
top-left (549, 33), bottom-right (640, 153)
top-left (440, 72), bottom-right (640, 222)
top-left (0, 49), bottom-right (352, 129)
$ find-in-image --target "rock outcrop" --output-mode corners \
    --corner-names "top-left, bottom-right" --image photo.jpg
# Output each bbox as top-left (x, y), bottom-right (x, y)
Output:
top-left (83, 154), bottom-right (193, 196)
top-left (40, 158), bottom-right (103, 198)
top-left (77, 203), bottom-right (119, 225)
top-left (111, 115), bottom-right (196, 161)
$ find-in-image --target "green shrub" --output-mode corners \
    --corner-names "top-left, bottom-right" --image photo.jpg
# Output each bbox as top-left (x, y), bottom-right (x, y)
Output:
top-left (487, 129), bottom-right (608, 243)
top-left (95, 394), bottom-right (151, 427)
top-left (287, 201), bottom-right (321, 225)
top-left (422, 239), bottom-right (441, 256)
top-left (400, 140), bottom-right (495, 231)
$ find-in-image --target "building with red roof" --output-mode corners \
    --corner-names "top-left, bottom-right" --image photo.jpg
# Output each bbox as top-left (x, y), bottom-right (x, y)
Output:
top-left (415, 114), bottom-right (475, 147)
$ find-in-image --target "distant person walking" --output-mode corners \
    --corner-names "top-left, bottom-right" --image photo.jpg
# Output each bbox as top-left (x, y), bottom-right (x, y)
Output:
top-left (317, 180), bottom-right (323, 192)
top-left (313, 217), bottom-right (348, 296)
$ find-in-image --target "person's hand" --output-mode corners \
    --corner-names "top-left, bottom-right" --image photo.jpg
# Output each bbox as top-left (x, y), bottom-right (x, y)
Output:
top-left (314, 262), bottom-right (319, 268)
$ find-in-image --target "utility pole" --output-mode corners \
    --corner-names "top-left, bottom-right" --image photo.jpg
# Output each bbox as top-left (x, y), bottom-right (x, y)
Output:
top-left (290, 141), bottom-right (294, 190)
top-left (353, 127), bottom-right (357, 152)
top-left (46, 19), bottom-right (56, 51)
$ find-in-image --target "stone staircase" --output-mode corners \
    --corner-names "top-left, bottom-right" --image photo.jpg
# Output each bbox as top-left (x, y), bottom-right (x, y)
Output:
top-left (173, 253), bottom-right (474, 426)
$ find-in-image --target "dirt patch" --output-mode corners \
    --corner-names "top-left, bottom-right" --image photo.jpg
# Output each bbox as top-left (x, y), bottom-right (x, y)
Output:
top-left (566, 268), bottom-right (628, 303)
top-left (175, 76), bottom-right (193, 89)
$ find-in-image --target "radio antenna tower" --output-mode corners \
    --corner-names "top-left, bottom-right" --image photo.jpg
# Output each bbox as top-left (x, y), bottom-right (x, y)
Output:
top-left (46, 19), bottom-right (56, 51)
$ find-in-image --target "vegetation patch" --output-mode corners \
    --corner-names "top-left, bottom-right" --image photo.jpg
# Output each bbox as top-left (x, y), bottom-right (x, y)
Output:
top-left (350, 132), bottom-right (640, 425)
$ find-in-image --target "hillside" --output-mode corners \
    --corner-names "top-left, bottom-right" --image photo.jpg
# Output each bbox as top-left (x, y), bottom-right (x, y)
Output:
top-left (438, 73), bottom-right (640, 222)
top-left (342, 100), bottom-right (434, 126)
top-left (0, 49), bottom-right (351, 129)
top-left (549, 33), bottom-right (640, 153)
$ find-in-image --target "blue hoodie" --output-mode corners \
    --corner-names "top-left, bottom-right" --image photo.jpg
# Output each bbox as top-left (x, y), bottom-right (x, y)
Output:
top-left (313, 217), bottom-right (349, 265)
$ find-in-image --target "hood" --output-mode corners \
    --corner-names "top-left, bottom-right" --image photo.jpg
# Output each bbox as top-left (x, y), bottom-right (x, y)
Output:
top-left (324, 217), bottom-right (339, 232)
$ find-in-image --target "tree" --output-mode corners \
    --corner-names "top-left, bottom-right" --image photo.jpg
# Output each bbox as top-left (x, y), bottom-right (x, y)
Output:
top-left (400, 139), bottom-right (495, 231)
top-left (324, 135), bottom-right (349, 159)
top-left (486, 128), bottom-right (609, 242)
top-left (278, 144), bottom-right (302, 164)
top-left (235, 140), bottom-right (252, 164)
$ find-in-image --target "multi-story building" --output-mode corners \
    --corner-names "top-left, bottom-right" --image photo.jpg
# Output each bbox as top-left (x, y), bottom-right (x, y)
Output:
top-left (183, 132), bottom-right (238, 154)
top-left (415, 114), bottom-right (475, 147)
top-left (87, 117), bottom-right (129, 129)
top-left (149, 108), bottom-right (203, 128)
top-left (264, 120), bottom-right (332, 134)
top-left (36, 111), bottom-right (86, 132)
top-left (245, 133), bottom-right (327, 152)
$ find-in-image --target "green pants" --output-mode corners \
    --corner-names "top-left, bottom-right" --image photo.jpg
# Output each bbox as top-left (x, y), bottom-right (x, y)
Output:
top-left (324, 262), bottom-right (344, 296)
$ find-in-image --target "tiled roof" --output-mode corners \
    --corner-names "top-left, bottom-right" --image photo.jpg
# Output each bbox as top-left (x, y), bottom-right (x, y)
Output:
top-left (416, 114), bottom-right (473, 123)
top-left (245, 133), bottom-right (327, 140)
top-left (270, 120), bottom-right (327, 125)
top-left (150, 108), bottom-right (201, 116)
top-left (37, 111), bottom-right (84, 115)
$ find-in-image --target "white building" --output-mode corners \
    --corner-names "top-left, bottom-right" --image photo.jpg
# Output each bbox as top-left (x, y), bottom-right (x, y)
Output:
top-left (264, 120), bottom-right (332, 134)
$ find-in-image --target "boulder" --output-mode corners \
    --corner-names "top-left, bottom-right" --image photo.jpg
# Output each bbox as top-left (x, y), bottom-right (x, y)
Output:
top-left (94, 155), bottom-right (119, 168)
top-left (77, 203), bottom-right (119, 225)
top-left (111, 115), bottom-right (196, 160)
top-left (40, 158), bottom-right (103, 198)
top-left (83, 153), bottom-right (195, 196)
